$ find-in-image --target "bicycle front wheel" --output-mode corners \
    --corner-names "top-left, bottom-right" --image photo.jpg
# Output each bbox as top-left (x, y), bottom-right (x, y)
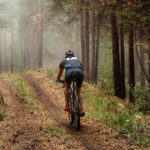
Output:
top-left (74, 114), bottom-right (80, 130)
top-left (69, 113), bottom-right (74, 125)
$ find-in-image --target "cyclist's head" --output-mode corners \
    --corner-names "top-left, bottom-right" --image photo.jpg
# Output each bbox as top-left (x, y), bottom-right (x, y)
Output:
top-left (65, 50), bottom-right (74, 58)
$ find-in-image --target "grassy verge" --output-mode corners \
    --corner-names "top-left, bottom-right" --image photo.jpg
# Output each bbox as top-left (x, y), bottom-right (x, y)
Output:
top-left (45, 70), bottom-right (150, 148)
top-left (9, 72), bottom-right (70, 142)
top-left (82, 82), bottom-right (150, 148)
top-left (8, 73), bottom-right (39, 111)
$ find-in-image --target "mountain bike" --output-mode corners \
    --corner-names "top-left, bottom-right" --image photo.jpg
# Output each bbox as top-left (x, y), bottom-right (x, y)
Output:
top-left (60, 79), bottom-right (82, 130)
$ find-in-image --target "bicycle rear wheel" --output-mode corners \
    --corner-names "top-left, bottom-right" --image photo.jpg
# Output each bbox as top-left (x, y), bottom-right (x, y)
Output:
top-left (68, 94), bottom-right (74, 125)
top-left (74, 94), bottom-right (81, 130)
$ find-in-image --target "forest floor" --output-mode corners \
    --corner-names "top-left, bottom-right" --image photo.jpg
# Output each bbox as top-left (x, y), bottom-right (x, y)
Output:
top-left (0, 71), bottom-right (146, 150)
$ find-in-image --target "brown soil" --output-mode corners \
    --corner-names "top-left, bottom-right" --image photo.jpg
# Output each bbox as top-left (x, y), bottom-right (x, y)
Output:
top-left (21, 71), bottom-right (139, 150)
top-left (0, 75), bottom-right (80, 150)
top-left (0, 71), bottom-right (143, 150)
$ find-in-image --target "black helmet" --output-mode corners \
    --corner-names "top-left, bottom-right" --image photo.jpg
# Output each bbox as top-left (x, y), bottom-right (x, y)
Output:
top-left (65, 50), bottom-right (74, 58)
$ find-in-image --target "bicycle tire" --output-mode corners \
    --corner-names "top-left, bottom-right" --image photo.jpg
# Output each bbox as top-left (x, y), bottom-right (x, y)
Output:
top-left (68, 93), bottom-right (74, 125)
top-left (74, 114), bottom-right (80, 130)
top-left (74, 94), bottom-right (81, 130)
top-left (69, 113), bottom-right (74, 125)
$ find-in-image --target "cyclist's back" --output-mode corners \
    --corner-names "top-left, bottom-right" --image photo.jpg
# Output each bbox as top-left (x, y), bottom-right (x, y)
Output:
top-left (57, 50), bottom-right (85, 115)
top-left (59, 56), bottom-right (83, 87)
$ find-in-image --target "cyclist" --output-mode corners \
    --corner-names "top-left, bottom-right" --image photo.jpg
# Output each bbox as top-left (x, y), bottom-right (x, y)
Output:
top-left (57, 50), bottom-right (85, 116)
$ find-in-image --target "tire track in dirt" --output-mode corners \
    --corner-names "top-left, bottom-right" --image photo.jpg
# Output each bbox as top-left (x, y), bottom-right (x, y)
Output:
top-left (23, 72), bottom-right (134, 150)
top-left (0, 76), bottom-right (29, 149)
top-left (24, 73), bottom-right (100, 150)
top-left (0, 76), bottom-right (60, 150)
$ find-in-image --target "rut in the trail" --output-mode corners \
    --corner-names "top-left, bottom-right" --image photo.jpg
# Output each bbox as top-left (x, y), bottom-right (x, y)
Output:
top-left (0, 76), bottom-right (34, 149)
top-left (0, 76), bottom-right (61, 150)
top-left (24, 73), bottom-right (99, 150)
top-left (23, 73), bottom-right (64, 120)
top-left (23, 72), bottom-right (133, 150)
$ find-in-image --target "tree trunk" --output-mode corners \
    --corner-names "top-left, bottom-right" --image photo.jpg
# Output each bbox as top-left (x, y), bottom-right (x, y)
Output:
top-left (76, 22), bottom-right (80, 59)
top-left (139, 29), bottom-right (145, 89)
top-left (110, 12), bottom-right (122, 98)
top-left (27, 43), bottom-right (31, 69)
top-left (0, 29), bottom-right (2, 74)
top-left (149, 54), bottom-right (150, 86)
top-left (129, 25), bottom-right (135, 102)
top-left (147, 29), bottom-right (150, 88)
top-left (23, 32), bottom-right (27, 70)
top-left (80, 8), bottom-right (85, 67)
top-left (33, 31), bottom-right (38, 67)
top-left (94, 14), bottom-right (101, 84)
top-left (27, 29), bottom-right (31, 69)
top-left (135, 42), bottom-right (149, 85)
top-left (134, 30), bottom-right (138, 76)
top-left (38, 0), bottom-right (43, 68)
top-left (91, 11), bottom-right (96, 83)
top-left (85, 8), bottom-right (90, 80)
top-left (120, 16), bottom-right (126, 99)
top-left (20, 31), bottom-right (25, 72)
top-left (4, 29), bottom-right (8, 72)
top-left (11, 23), bottom-right (14, 72)
top-left (20, 32), bottom-right (23, 59)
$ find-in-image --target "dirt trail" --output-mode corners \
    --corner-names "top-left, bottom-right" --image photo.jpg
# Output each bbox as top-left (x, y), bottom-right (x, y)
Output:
top-left (0, 76), bottom-right (66, 150)
top-left (23, 71), bottom-right (135, 150)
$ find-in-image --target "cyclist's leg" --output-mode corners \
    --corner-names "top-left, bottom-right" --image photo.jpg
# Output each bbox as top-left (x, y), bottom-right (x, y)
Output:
top-left (64, 69), bottom-right (72, 110)
top-left (76, 87), bottom-right (83, 109)
top-left (64, 85), bottom-right (69, 107)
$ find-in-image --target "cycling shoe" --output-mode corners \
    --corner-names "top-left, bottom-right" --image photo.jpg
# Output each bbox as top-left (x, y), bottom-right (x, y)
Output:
top-left (80, 109), bottom-right (85, 117)
top-left (64, 106), bottom-right (69, 111)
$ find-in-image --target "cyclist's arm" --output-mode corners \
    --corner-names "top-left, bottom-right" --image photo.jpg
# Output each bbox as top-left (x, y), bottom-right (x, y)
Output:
top-left (57, 70), bottom-right (63, 82)
top-left (57, 60), bottom-right (65, 82)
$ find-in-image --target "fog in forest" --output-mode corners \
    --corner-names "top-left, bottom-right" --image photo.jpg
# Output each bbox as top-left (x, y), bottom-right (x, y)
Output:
top-left (0, 0), bottom-right (150, 93)
top-left (0, 0), bottom-right (82, 72)
top-left (0, 1), bottom-right (150, 148)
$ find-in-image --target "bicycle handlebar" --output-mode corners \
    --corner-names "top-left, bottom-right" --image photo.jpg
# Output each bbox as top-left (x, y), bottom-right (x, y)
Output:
top-left (59, 80), bottom-right (65, 88)
top-left (59, 80), bottom-right (65, 83)
top-left (56, 80), bottom-right (64, 83)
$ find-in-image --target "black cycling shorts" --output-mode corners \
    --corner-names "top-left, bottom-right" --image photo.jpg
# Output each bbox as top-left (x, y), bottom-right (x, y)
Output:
top-left (65, 68), bottom-right (83, 88)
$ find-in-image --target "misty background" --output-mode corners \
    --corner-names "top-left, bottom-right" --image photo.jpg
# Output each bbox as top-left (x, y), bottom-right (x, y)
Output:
top-left (0, 0), bottom-right (149, 92)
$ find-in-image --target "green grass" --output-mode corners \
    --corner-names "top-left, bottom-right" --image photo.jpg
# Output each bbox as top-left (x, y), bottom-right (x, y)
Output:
top-left (96, 81), bottom-right (114, 96)
top-left (44, 127), bottom-right (68, 140)
top-left (8, 73), bottom-right (39, 111)
top-left (0, 110), bottom-right (5, 121)
top-left (134, 86), bottom-right (150, 115)
top-left (82, 82), bottom-right (150, 148)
